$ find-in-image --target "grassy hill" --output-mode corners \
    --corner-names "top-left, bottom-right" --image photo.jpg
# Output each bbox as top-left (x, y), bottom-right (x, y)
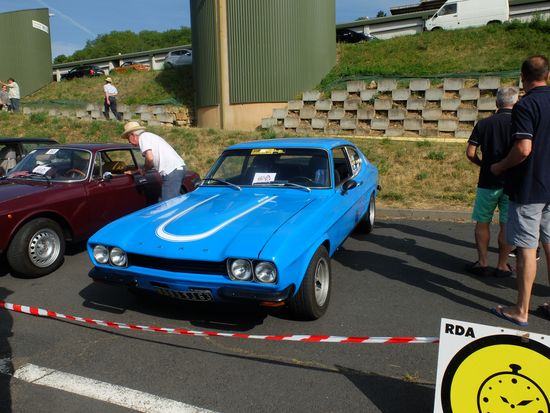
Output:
top-left (11, 20), bottom-right (550, 211)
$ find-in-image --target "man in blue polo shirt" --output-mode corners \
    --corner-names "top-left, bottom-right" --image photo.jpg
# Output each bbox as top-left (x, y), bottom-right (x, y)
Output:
top-left (490, 55), bottom-right (550, 326)
top-left (466, 87), bottom-right (518, 278)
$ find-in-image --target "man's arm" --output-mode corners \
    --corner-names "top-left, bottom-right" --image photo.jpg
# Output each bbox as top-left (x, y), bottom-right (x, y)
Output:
top-left (490, 139), bottom-right (532, 176)
top-left (143, 149), bottom-right (154, 170)
top-left (466, 143), bottom-right (481, 167)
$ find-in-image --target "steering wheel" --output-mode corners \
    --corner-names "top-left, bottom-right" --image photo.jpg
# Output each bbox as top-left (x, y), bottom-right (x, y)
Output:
top-left (65, 168), bottom-right (86, 178)
top-left (290, 176), bottom-right (314, 184)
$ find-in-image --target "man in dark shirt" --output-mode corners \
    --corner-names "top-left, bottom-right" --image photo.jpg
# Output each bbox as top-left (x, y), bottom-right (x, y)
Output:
top-left (490, 55), bottom-right (550, 326)
top-left (466, 87), bottom-right (518, 278)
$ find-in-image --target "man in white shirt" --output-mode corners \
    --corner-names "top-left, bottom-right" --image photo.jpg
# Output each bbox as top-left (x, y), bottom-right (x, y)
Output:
top-left (0, 78), bottom-right (20, 112)
top-left (103, 77), bottom-right (121, 120)
top-left (122, 121), bottom-right (186, 201)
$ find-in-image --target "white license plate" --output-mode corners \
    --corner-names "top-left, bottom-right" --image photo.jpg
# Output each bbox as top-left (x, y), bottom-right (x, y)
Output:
top-left (154, 287), bottom-right (213, 302)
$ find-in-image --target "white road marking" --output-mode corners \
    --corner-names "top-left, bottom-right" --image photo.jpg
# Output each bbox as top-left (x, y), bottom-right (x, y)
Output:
top-left (13, 363), bottom-right (217, 413)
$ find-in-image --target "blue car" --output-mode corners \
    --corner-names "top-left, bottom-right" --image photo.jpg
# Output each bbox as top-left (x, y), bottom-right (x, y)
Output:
top-left (88, 138), bottom-right (379, 320)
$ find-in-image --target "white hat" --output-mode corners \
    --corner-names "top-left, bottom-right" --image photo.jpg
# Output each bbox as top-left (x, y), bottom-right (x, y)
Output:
top-left (121, 121), bottom-right (146, 138)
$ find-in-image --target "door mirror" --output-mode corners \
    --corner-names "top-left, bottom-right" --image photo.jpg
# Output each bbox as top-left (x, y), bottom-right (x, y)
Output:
top-left (342, 179), bottom-right (357, 192)
top-left (102, 171), bottom-right (112, 181)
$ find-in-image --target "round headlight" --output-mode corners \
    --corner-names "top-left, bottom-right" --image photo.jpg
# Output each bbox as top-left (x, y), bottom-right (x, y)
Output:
top-left (109, 247), bottom-right (127, 267)
top-left (93, 245), bottom-right (109, 264)
top-left (229, 259), bottom-right (252, 281)
top-left (255, 262), bottom-right (277, 283)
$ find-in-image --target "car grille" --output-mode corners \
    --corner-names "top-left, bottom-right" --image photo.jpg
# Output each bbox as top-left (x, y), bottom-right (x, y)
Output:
top-left (127, 254), bottom-right (227, 275)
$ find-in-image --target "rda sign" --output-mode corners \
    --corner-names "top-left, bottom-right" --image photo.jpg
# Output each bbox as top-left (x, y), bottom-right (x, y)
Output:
top-left (434, 318), bottom-right (550, 413)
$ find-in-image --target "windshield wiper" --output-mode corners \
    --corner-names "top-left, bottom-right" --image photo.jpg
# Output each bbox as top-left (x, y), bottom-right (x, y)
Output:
top-left (282, 182), bottom-right (311, 192)
top-left (253, 181), bottom-right (311, 192)
top-left (200, 178), bottom-right (241, 191)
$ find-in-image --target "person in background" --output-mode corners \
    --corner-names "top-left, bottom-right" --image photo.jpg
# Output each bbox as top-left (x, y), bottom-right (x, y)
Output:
top-left (0, 85), bottom-right (9, 111)
top-left (103, 77), bottom-right (121, 120)
top-left (121, 121), bottom-right (186, 202)
top-left (0, 78), bottom-right (20, 112)
top-left (490, 55), bottom-right (550, 326)
top-left (465, 87), bottom-right (518, 278)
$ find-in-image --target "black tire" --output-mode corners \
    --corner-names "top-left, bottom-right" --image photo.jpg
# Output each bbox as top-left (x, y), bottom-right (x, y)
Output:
top-left (7, 218), bottom-right (65, 278)
top-left (289, 246), bottom-right (331, 320)
top-left (356, 193), bottom-right (376, 234)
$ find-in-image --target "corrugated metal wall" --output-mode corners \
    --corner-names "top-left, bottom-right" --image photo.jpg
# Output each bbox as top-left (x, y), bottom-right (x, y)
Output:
top-left (226, 0), bottom-right (335, 104)
top-left (191, 0), bottom-right (220, 107)
top-left (0, 9), bottom-right (52, 97)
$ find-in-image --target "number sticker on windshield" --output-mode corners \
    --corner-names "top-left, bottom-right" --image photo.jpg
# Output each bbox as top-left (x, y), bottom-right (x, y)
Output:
top-left (251, 149), bottom-right (284, 155)
top-left (253, 173), bottom-right (277, 184)
top-left (32, 165), bottom-right (51, 175)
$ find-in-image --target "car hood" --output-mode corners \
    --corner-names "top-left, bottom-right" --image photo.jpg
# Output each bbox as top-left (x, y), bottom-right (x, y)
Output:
top-left (92, 189), bottom-right (316, 261)
top-left (0, 180), bottom-right (50, 211)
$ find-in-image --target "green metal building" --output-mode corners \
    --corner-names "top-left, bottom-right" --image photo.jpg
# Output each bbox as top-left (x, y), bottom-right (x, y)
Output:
top-left (190, 0), bottom-right (336, 130)
top-left (0, 8), bottom-right (52, 97)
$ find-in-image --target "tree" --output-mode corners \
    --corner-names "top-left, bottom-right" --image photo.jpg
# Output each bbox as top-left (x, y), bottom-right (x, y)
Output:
top-left (377, 10), bottom-right (387, 17)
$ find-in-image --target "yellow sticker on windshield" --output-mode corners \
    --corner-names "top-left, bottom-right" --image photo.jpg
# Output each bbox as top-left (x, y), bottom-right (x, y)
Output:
top-left (251, 149), bottom-right (285, 155)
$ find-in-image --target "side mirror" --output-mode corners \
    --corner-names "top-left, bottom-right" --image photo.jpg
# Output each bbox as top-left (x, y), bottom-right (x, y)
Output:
top-left (102, 171), bottom-right (112, 181)
top-left (342, 179), bottom-right (358, 192)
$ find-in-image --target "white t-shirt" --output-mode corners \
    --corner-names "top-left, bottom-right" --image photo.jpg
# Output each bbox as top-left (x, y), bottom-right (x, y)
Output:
top-left (138, 131), bottom-right (185, 175)
top-left (103, 83), bottom-right (118, 95)
top-left (7, 82), bottom-right (20, 99)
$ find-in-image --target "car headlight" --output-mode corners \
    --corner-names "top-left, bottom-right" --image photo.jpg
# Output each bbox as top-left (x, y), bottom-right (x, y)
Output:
top-left (93, 245), bottom-right (109, 264)
top-left (254, 262), bottom-right (277, 283)
top-left (109, 247), bottom-right (128, 267)
top-left (228, 259), bottom-right (253, 281)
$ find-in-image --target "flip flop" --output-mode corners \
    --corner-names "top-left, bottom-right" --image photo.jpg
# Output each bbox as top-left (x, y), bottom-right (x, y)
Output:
top-left (465, 261), bottom-right (493, 277)
top-left (537, 303), bottom-right (550, 321)
top-left (489, 306), bottom-right (529, 327)
top-left (494, 264), bottom-right (514, 278)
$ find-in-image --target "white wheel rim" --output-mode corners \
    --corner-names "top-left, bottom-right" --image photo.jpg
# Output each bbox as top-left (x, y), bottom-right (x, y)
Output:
top-left (28, 229), bottom-right (61, 268)
top-left (314, 257), bottom-right (330, 307)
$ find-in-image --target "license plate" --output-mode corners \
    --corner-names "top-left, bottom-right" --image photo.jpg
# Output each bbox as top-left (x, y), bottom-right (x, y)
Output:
top-left (154, 287), bottom-right (214, 302)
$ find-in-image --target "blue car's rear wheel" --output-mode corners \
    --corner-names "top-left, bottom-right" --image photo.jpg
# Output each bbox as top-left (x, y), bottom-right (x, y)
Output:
top-left (289, 245), bottom-right (331, 320)
top-left (357, 193), bottom-right (375, 234)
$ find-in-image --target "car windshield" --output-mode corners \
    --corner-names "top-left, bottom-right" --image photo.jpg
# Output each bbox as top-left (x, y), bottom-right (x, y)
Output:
top-left (204, 148), bottom-right (330, 188)
top-left (7, 147), bottom-right (91, 182)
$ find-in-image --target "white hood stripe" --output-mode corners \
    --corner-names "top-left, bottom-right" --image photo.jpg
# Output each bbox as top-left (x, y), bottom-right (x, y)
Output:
top-left (156, 195), bottom-right (278, 242)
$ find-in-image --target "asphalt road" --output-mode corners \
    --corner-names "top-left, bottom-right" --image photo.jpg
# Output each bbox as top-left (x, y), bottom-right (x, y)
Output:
top-left (1, 219), bottom-right (549, 412)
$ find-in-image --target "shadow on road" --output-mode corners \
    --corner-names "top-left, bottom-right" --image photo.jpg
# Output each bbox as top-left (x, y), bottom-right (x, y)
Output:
top-left (0, 287), bottom-right (14, 412)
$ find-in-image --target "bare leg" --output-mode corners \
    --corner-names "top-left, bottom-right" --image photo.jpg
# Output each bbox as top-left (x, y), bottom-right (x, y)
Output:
top-left (475, 222), bottom-right (490, 267)
top-left (497, 222), bottom-right (512, 271)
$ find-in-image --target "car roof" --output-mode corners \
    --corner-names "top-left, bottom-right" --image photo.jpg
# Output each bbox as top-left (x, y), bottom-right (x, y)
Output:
top-left (34, 143), bottom-right (134, 151)
top-left (0, 137), bottom-right (57, 144)
top-left (227, 138), bottom-right (354, 151)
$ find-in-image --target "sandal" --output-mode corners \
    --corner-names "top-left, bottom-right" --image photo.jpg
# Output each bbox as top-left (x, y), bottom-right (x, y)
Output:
top-left (494, 264), bottom-right (514, 278)
top-left (465, 261), bottom-right (493, 277)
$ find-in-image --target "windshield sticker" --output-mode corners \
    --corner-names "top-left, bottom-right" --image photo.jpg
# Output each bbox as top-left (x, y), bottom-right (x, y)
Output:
top-left (45, 149), bottom-right (59, 155)
top-left (32, 165), bottom-right (51, 175)
top-left (252, 173), bottom-right (277, 184)
top-left (251, 149), bottom-right (285, 155)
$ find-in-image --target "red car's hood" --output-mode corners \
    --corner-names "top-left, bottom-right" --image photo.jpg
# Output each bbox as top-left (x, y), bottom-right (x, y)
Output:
top-left (0, 180), bottom-right (51, 211)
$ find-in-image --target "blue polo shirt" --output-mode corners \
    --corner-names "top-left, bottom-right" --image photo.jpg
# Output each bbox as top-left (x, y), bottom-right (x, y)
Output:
top-left (504, 86), bottom-right (550, 203)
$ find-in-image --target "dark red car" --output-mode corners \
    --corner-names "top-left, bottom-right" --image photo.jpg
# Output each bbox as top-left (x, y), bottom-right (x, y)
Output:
top-left (0, 143), bottom-right (200, 278)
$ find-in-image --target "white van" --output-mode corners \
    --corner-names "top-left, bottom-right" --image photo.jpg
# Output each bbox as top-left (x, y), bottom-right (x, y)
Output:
top-left (425, 0), bottom-right (509, 31)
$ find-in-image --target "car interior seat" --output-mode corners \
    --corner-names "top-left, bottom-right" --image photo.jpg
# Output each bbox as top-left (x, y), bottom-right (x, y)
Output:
top-left (0, 146), bottom-right (17, 174)
top-left (308, 155), bottom-right (329, 186)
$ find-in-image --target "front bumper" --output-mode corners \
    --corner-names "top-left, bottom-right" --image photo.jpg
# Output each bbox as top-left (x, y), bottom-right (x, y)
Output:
top-left (89, 266), bottom-right (294, 303)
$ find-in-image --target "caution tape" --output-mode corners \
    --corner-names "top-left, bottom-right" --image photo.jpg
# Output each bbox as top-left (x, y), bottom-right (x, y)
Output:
top-left (0, 300), bottom-right (439, 344)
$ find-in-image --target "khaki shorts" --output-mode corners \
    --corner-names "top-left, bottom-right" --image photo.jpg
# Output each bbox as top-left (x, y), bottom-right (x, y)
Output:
top-left (507, 202), bottom-right (550, 248)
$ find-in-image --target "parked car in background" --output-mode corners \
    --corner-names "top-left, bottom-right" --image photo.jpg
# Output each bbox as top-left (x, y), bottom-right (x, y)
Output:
top-left (336, 28), bottom-right (379, 43)
top-left (88, 138), bottom-right (379, 320)
top-left (0, 137), bottom-right (57, 176)
top-left (61, 65), bottom-right (105, 80)
top-left (164, 49), bottom-right (192, 68)
top-left (1, 143), bottom-right (199, 278)
top-left (112, 61), bottom-right (151, 73)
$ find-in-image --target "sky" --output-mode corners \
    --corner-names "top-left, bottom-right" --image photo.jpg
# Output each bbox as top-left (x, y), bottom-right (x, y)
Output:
top-left (0, 0), bottom-right (406, 58)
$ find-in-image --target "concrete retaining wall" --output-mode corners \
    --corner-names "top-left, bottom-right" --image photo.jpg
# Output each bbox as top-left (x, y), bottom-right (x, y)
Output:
top-left (262, 76), bottom-right (517, 138)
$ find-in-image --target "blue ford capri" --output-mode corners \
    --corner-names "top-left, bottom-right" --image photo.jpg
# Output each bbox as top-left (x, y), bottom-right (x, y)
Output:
top-left (88, 138), bottom-right (379, 320)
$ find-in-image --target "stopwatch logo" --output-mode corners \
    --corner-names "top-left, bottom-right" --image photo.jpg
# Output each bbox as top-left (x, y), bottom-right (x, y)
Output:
top-left (441, 335), bottom-right (550, 413)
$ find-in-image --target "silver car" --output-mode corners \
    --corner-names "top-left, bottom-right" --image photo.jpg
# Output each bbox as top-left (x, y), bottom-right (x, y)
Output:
top-left (164, 49), bottom-right (192, 68)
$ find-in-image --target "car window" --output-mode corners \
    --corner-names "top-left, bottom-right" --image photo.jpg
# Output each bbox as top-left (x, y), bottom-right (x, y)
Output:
top-left (438, 3), bottom-right (457, 16)
top-left (21, 142), bottom-right (51, 155)
top-left (207, 148), bottom-right (330, 188)
top-left (8, 148), bottom-right (91, 181)
top-left (332, 147), bottom-right (352, 185)
top-left (345, 146), bottom-right (362, 176)
top-left (93, 149), bottom-right (140, 178)
top-left (0, 144), bottom-right (19, 175)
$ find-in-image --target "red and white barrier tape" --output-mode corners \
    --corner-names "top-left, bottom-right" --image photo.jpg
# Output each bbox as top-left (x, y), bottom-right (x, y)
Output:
top-left (0, 300), bottom-right (439, 344)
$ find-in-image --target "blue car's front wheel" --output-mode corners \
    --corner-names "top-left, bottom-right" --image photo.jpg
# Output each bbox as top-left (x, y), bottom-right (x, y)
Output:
top-left (289, 245), bottom-right (331, 320)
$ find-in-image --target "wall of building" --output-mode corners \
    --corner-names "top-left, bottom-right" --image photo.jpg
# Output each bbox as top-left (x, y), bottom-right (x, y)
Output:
top-left (0, 8), bottom-right (52, 96)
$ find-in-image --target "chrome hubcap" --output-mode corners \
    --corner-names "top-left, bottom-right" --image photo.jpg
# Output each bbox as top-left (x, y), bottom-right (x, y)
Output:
top-left (369, 198), bottom-right (375, 226)
top-left (314, 257), bottom-right (329, 306)
top-left (28, 229), bottom-right (61, 268)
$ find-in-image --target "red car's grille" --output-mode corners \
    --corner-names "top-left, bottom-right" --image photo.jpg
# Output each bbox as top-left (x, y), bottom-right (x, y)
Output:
top-left (127, 254), bottom-right (227, 275)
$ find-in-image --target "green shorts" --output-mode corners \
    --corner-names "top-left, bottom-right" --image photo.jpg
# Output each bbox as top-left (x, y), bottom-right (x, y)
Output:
top-left (472, 187), bottom-right (509, 224)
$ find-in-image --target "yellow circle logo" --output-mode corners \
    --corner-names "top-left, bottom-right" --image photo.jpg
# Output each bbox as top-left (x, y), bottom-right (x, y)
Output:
top-left (441, 335), bottom-right (550, 413)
